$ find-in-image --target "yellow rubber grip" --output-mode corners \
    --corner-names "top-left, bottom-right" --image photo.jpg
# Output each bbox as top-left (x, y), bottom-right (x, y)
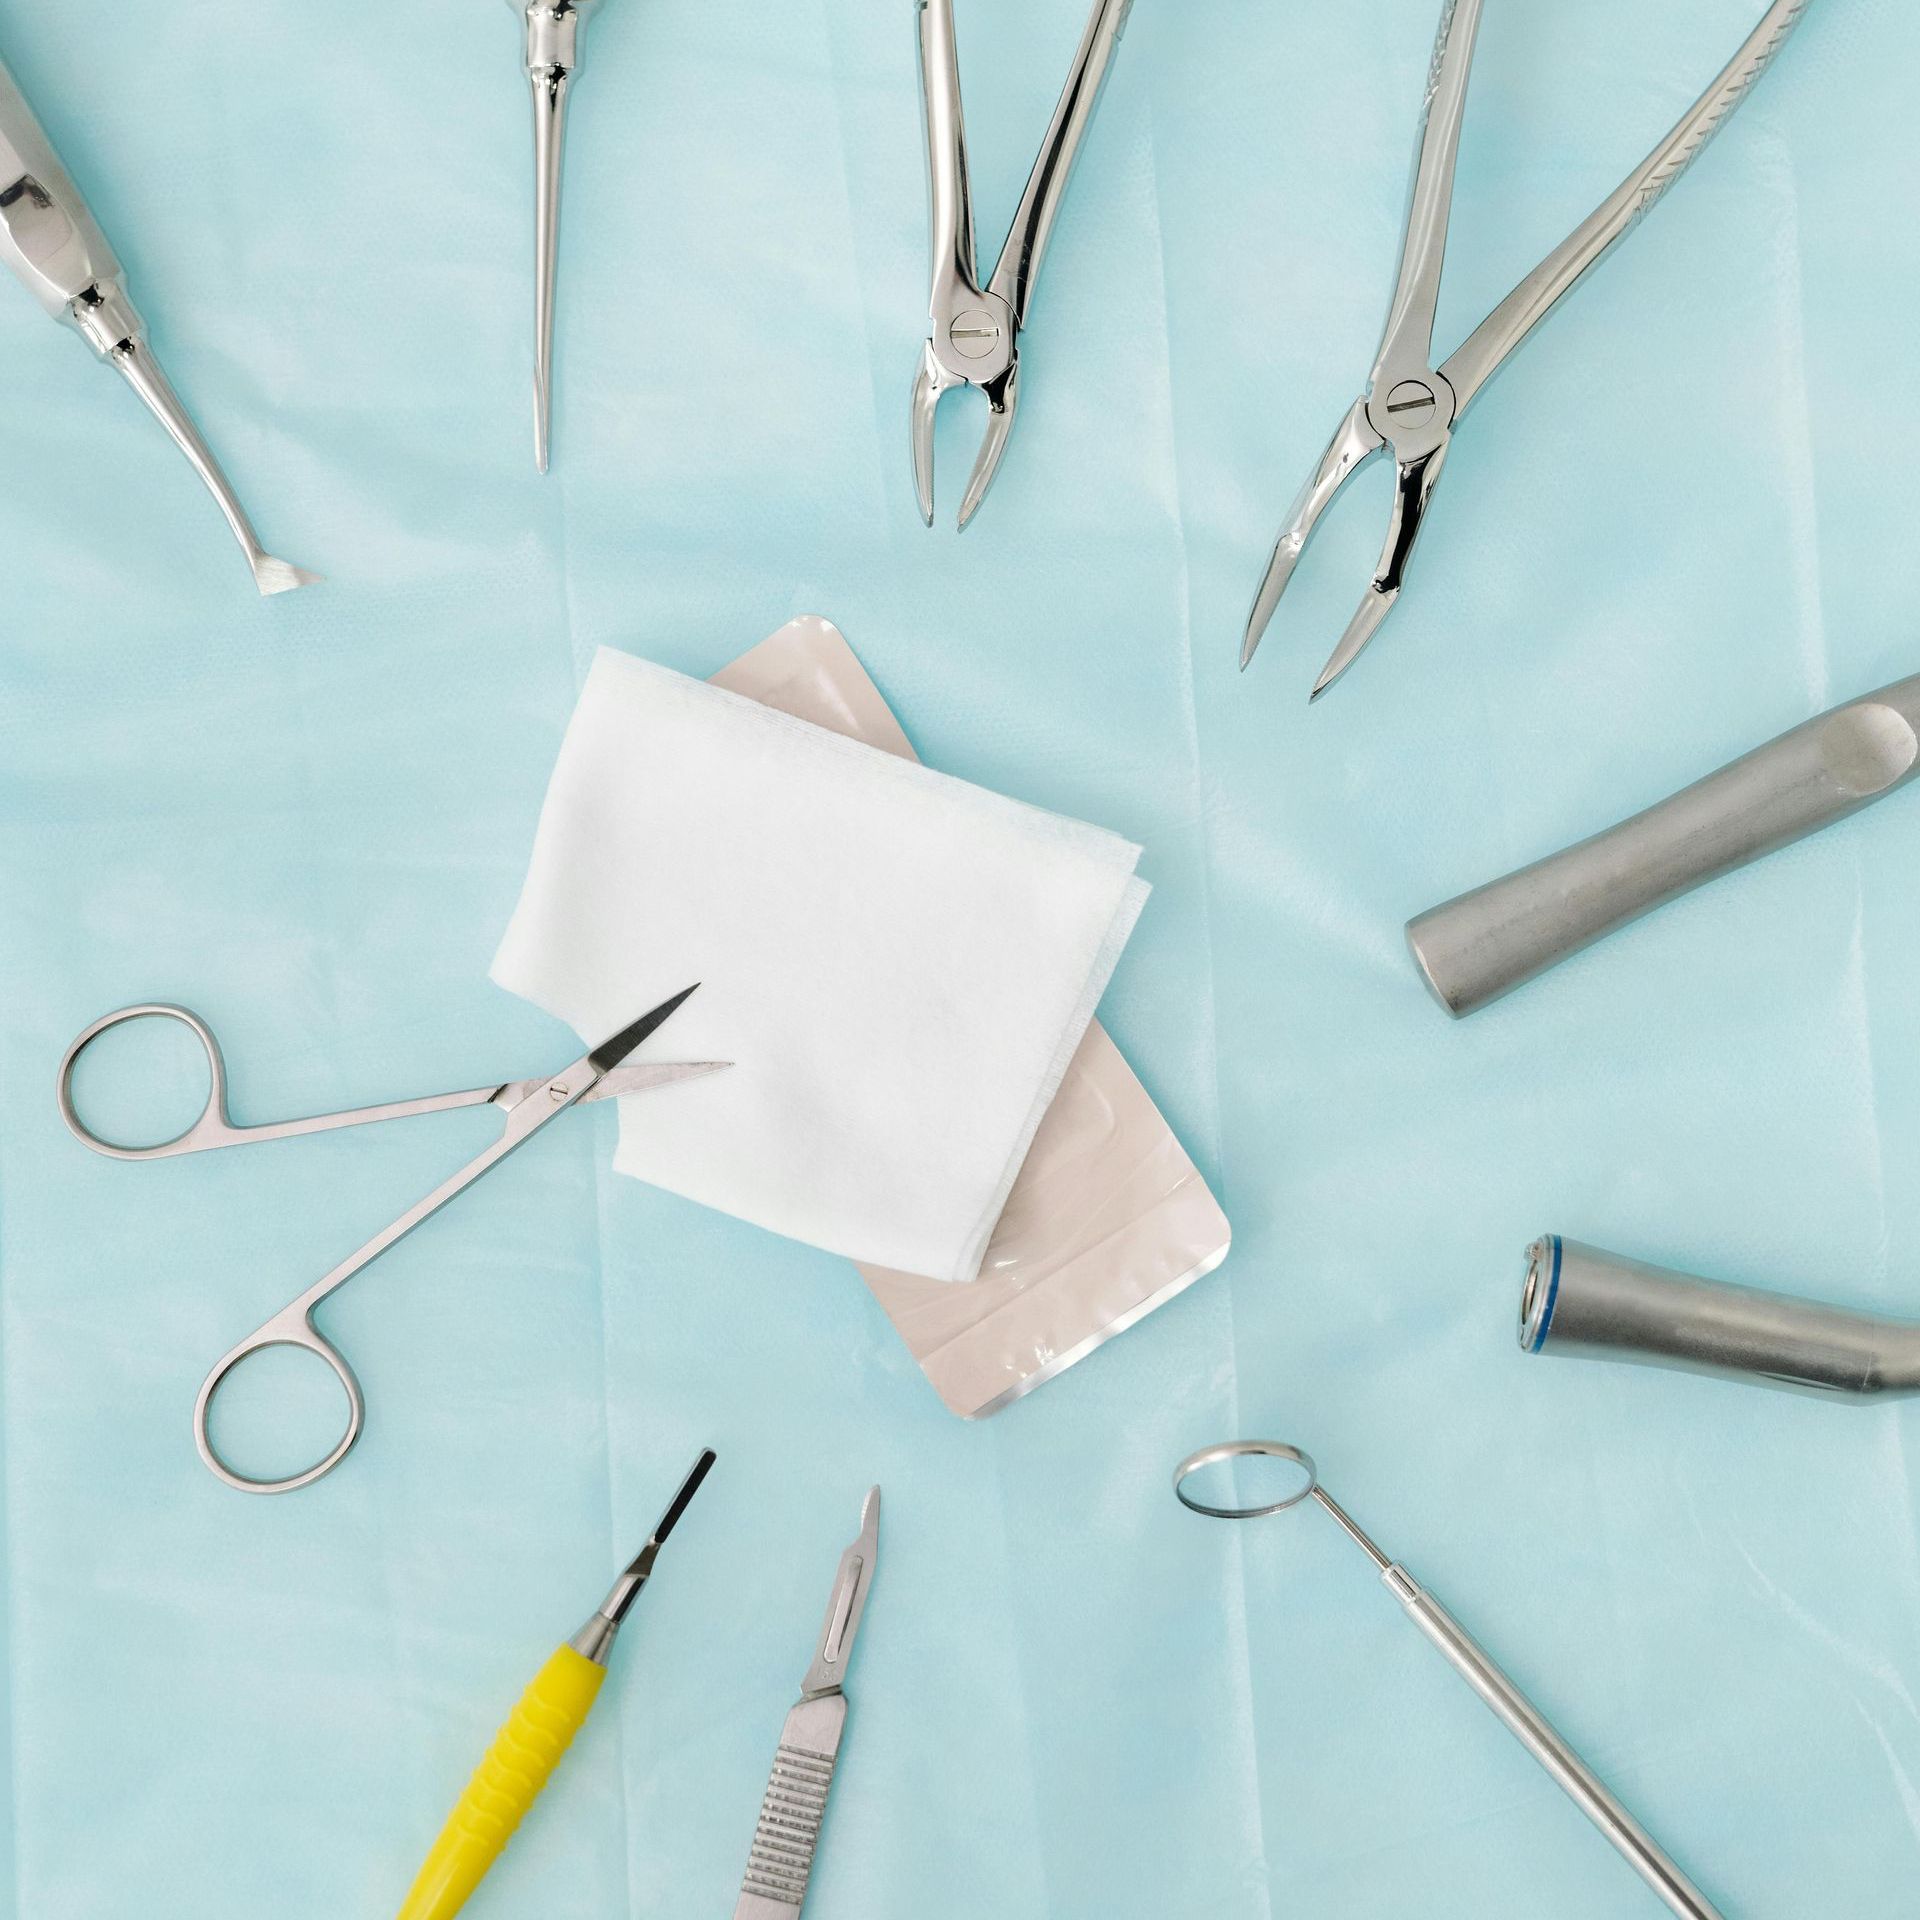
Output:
top-left (395, 1645), bottom-right (607, 1920)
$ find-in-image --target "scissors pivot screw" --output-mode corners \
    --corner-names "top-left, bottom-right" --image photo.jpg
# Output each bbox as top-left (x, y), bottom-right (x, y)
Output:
top-left (549, 1081), bottom-right (571, 1102)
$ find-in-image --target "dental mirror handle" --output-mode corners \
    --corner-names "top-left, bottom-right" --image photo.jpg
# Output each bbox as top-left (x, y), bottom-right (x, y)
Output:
top-left (1406, 673), bottom-right (1920, 1017)
top-left (1384, 1566), bottom-right (1725, 1920)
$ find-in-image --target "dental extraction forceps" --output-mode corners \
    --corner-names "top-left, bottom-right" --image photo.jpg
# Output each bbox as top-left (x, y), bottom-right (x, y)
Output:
top-left (509, 0), bottom-right (601, 472)
top-left (0, 56), bottom-right (318, 596)
top-left (911, 0), bottom-right (1134, 529)
top-left (1240, 0), bottom-right (1813, 700)
top-left (58, 987), bottom-right (723, 1495)
top-left (1174, 1441), bottom-right (1726, 1920)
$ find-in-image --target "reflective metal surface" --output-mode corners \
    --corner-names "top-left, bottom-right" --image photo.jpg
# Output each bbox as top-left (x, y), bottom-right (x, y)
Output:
top-left (1240, 0), bottom-right (1813, 698)
top-left (1406, 671), bottom-right (1920, 1017)
top-left (1523, 1236), bottom-right (1920, 1399)
top-left (0, 56), bottom-right (318, 594)
top-left (1174, 1440), bottom-right (1727, 1920)
top-left (570, 1449), bottom-right (718, 1663)
top-left (509, 0), bottom-right (604, 472)
top-left (733, 1488), bottom-right (880, 1920)
top-left (910, 0), bottom-right (1133, 529)
top-left (58, 987), bottom-right (715, 1493)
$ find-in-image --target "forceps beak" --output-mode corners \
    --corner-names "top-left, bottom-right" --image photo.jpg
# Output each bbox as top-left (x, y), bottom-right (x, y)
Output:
top-left (910, 350), bottom-right (1020, 532)
top-left (1241, 398), bottom-right (1381, 673)
top-left (1307, 440), bottom-right (1449, 702)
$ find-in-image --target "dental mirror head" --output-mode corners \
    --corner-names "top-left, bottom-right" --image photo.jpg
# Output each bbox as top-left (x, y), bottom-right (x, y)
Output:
top-left (1172, 1439), bottom-right (1319, 1520)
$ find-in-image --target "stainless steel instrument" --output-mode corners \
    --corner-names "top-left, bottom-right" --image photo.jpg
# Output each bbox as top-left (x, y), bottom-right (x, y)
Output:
top-left (58, 986), bottom-right (724, 1494)
top-left (1173, 1440), bottom-right (1727, 1920)
top-left (0, 55), bottom-right (318, 594)
top-left (1407, 671), bottom-right (1920, 1016)
top-left (734, 1488), bottom-right (880, 1920)
top-left (910, 0), bottom-right (1134, 529)
top-left (509, 0), bottom-right (603, 473)
top-left (1523, 1234), bottom-right (1920, 1399)
top-left (1240, 0), bottom-right (1813, 699)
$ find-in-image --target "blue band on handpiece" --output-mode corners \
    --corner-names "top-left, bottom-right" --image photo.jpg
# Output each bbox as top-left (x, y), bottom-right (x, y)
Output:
top-left (1527, 1235), bottom-right (1563, 1352)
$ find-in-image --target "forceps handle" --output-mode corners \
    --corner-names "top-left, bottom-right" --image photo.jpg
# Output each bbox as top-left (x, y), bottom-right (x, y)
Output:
top-left (1440, 0), bottom-right (1813, 416)
top-left (984, 0), bottom-right (1134, 327)
top-left (1406, 673), bottom-right (1920, 1016)
top-left (1387, 1568), bottom-right (1725, 1920)
top-left (918, 0), bottom-right (980, 306)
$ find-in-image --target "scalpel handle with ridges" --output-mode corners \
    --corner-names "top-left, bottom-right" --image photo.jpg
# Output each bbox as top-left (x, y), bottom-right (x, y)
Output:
top-left (733, 1695), bottom-right (847, 1919)
top-left (395, 1647), bottom-right (605, 1920)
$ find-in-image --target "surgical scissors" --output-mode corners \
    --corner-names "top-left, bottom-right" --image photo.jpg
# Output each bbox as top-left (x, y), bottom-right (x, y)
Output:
top-left (509, 0), bottom-right (602, 473)
top-left (0, 55), bottom-right (318, 595)
top-left (1240, 0), bottom-right (1814, 700)
top-left (58, 987), bottom-right (723, 1495)
top-left (910, 0), bottom-right (1135, 529)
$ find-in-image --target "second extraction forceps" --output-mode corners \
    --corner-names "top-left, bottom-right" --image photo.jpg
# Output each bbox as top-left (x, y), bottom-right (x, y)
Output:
top-left (911, 0), bottom-right (1134, 529)
top-left (1240, 0), bottom-right (1813, 700)
top-left (1174, 1441), bottom-right (1727, 1920)
top-left (0, 55), bottom-right (318, 596)
top-left (58, 986), bottom-right (722, 1495)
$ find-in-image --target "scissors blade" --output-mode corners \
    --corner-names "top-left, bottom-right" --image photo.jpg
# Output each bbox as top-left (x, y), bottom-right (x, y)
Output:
top-left (801, 1486), bottom-right (881, 1699)
top-left (582, 1059), bottom-right (731, 1103)
top-left (589, 983), bottom-right (701, 1072)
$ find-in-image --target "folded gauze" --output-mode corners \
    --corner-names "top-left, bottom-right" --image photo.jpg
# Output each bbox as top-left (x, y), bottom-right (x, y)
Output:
top-left (492, 646), bottom-right (1149, 1283)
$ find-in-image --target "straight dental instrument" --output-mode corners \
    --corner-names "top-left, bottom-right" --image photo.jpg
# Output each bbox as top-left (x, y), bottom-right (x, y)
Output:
top-left (0, 55), bottom-right (318, 595)
top-left (1240, 0), bottom-right (1813, 699)
top-left (510, 0), bottom-right (601, 472)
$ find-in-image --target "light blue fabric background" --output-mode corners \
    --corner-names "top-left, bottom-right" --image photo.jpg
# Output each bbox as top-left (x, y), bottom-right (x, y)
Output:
top-left (0, 1), bottom-right (1910, 1913)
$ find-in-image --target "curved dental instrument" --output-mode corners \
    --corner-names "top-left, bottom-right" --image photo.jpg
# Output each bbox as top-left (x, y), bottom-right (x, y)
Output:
top-left (1173, 1440), bottom-right (1726, 1920)
top-left (1523, 1235), bottom-right (1920, 1400)
top-left (510, 0), bottom-right (601, 473)
top-left (1240, 0), bottom-right (1813, 699)
top-left (0, 57), bottom-right (318, 596)
top-left (734, 1486), bottom-right (880, 1920)
top-left (1407, 670), bottom-right (1920, 1017)
top-left (58, 986), bottom-right (724, 1494)
top-left (395, 1449), bottom-right (717, 1920)
top-left (911, 0), bottom-right (1134, 529)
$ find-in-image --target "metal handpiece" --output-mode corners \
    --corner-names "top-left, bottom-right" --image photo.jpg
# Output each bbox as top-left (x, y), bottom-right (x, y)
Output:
top-left (734, 1488), bottom-right (881, 1920)
top-left (1241, 0), bottom-right (1813, 698)
top-left (1523, 1236), bottom-right (1920, 1399)
top-left (911, 0), bottom-right (1134, 529)
top-left (0, 58), bottom-right (317, 595)
top-left (511, 0), bottom-right (602, 472)
top-left (1173, 1442), bottom-right (1726, 1920)
top-left (1406, 671), bottom-right (1920, 1016)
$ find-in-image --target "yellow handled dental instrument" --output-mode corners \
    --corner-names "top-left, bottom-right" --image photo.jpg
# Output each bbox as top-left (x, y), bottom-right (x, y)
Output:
top-left (395, 1448), bottom-right (717, 1920)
